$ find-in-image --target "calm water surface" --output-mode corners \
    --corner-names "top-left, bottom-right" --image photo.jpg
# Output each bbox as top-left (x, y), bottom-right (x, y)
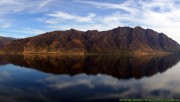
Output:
top-left (0, 54), bottom-right (180, 102)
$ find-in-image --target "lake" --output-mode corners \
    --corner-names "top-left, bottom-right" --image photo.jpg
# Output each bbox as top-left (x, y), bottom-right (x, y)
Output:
top-left (0, 54), bottom-right (180, 102)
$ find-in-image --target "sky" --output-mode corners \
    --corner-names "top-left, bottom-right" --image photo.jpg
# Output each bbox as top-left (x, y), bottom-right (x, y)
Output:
top-left (0, 0), bottom-right (180, 44)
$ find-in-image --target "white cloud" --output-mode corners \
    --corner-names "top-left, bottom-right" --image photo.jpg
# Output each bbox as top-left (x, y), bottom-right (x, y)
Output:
top-left (39, 0), bottom-right (52, 8)
top-left (0, 0), bottom-right (53, 30)
top-left (48, 11), bottom-right (96, 22)
top-left (0, 0), bottom-right (52, 15)
top-left (76, 0), bottom-right (138, 14)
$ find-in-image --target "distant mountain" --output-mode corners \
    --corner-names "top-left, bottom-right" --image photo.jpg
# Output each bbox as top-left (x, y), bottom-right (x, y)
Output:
top-left (0, 36), bottom-right (15, 48)
top-left (4, 26), bottom-right (180, 54)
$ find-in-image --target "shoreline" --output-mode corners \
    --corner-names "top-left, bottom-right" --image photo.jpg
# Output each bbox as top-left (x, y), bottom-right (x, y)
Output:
top-left (0, 51), bottom-right (173, 57)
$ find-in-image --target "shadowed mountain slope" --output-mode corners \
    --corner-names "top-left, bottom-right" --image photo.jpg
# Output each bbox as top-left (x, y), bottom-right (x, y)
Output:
top-left (0, 36), bottom-right (15, 48)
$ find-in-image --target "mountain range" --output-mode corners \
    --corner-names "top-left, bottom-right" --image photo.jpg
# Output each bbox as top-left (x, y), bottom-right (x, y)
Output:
top-left (1, 26), bottom-right (180, 54)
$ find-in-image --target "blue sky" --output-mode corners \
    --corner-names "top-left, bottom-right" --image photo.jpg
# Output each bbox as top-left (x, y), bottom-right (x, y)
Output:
top-left (0, 0), bottom-right (180, 44)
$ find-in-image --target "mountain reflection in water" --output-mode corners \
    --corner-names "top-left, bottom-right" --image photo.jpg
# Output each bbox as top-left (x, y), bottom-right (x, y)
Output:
top-left (0, 54), bottom-right (180, 101)
top-left (3, 54), bottom-right (180, 79)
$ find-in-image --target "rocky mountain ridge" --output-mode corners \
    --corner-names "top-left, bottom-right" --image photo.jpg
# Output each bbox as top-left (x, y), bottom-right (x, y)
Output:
top-left (3, 26), bottom-right (180, 54)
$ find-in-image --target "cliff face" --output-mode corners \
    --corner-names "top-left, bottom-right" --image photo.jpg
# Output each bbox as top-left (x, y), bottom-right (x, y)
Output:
top-left (4, 26), bottom-right (180, 54)
top-left (83, 26), bottom-right (180, 53)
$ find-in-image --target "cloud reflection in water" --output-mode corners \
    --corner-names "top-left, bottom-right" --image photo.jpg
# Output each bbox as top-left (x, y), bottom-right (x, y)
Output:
top-left (0, 54), bottom-right (179, 101)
